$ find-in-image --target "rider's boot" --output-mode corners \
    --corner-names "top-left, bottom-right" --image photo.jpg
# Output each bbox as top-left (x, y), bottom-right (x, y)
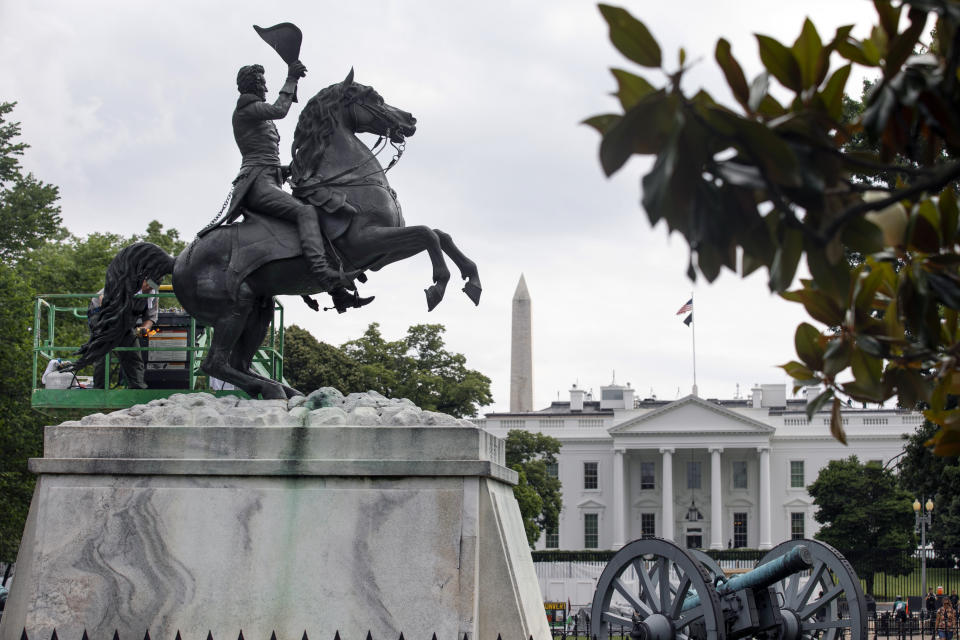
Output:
top-left (326, 287), bottom-right (375, 314)
top-left (297, 210), bottom-right (361, 291)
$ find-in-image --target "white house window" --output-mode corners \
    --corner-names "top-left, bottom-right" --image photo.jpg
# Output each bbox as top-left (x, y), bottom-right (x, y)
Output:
top-left (584, 462), bottom-right (598, 490)
top-left (791, 512), bottom-right (805, 540)
top-left (602, 389), bottom-right (623, 400)
top-left (733, 512), bottom-right (748, 548)
top-left (584, 513), bottom-right (599, 548)
top-left (732, 461), bottom-right (748, 489)
top-left (687, 461), bottom-right (702, 490)
top-left (790, 461), bottom-right (805, 488)
top-left (547, 462), bottom-right (558, 478)
top-left (545, 527), bottom-right (559, 548)
top-left (640, 462), bottom-right (656, 490)
top-left (641, 513), bottom-right (656, 538)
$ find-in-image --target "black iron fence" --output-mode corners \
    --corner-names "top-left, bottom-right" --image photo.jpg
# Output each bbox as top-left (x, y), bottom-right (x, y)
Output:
top-left (16, 632), bottom-right (531, 640)
top-left (544, 613), bottom-right (960, 640)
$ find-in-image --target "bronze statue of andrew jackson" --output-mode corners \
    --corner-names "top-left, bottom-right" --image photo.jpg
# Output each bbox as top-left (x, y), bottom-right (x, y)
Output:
top-left (71, 22), bottom-right (481, 399)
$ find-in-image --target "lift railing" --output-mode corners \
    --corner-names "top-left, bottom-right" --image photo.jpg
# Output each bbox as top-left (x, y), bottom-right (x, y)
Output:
top-left (31, 289), bottom-right (285, 413)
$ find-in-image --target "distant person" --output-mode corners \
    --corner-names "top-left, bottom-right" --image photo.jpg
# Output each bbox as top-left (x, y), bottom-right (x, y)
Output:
top-left (929, 589), bottom-right (939, 617)
top-left (951, 591), bottom-right (959, 611)
top-left (894, 595), bottom-right (908, 640)
top-left (935, 595), bottom-right (957, 640)
top-left (90, 279), bottom-right (157, 389)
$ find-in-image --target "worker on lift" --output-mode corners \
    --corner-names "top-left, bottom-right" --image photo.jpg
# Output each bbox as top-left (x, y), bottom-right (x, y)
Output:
top-left (87, 279), bottom-right (158, 389)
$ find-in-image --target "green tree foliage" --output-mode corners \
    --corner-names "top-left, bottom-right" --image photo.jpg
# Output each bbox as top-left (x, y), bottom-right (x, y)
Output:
top-left (0, 102), bottom-right (61, 264)
top-left (809, 456), bottom-right (915, 593)
top-left (588, 2), bottom-right (960, 452)
top-left (0, 102), bottom-right (61, 560)
top-left (284, 322), bottom-right (492, 418)
top-left (0, 102), bottom-right (192, 559)
top-left (284, 325), bottom-right (368, 392)
top-left (505, 430), bottom-right (563, 547)
top-left (931, 465), bottom-right (960, 548)
top-left (897, 421), bottom-right (960, 548)
top-left (0, 266), bottom-right (44, 561)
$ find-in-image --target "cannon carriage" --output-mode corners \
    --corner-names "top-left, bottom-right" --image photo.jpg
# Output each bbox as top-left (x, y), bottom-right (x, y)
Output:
top-left (590, 538), bottom-right (866, 640)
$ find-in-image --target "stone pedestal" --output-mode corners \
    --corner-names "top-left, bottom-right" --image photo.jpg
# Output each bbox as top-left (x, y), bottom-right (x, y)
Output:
top-left (1, 422), bottom-right (549, 640)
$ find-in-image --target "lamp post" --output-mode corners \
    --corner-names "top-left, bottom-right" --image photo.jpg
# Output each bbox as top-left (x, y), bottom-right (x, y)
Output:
top-left (914, 498), bottom-right (934, 599)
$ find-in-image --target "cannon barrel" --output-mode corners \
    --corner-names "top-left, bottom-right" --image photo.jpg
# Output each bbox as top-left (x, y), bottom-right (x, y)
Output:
top-left (681, 544), bottom-right (813, 612)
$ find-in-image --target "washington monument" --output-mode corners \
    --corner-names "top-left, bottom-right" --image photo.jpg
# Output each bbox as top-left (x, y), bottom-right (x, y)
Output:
top-left (510, 274), bottom-right (533, 412)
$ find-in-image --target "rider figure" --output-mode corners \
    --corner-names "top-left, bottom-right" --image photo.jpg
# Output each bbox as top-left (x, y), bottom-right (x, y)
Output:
top-left (226, 61), bottom-right (372, 312)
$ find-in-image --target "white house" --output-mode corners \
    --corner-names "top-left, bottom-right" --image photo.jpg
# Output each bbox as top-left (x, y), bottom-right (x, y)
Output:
top-left (481, 382), bottom-right (921, 551)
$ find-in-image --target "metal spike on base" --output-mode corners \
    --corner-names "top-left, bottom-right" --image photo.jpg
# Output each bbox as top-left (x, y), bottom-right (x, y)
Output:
top-left (112, 631), bottom-right (120, 640)
top-left (142, 630), bottom-right (150, 640)
top-left (174, 632), bottom-right (181, 640)
top-left (206, 632), bottom-right (213, 640)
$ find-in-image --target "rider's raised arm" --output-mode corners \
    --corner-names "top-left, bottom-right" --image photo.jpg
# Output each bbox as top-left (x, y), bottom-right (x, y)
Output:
top-left (238, 77), bottom-right (299, 121)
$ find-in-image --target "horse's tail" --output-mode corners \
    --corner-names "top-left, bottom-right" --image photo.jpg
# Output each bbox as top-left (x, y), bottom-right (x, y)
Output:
top-left (69, 242), bottom-right (177, 372)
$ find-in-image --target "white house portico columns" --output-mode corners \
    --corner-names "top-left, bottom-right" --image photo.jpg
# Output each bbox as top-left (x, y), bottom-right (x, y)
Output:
top-left (758, 446), bottom-right (772, 550)
top-left (613, 448), bottom-right (626, 549)
top-left (660, 447), bottom-right (675, 542)
top-left (710, 447), bottom-right (724, 549)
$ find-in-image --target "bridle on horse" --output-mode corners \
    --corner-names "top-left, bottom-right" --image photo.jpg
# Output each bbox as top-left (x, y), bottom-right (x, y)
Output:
top-left (317, 89), bottom-right (407, 187)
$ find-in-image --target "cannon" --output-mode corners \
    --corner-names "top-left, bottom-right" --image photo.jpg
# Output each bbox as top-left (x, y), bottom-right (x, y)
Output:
top-left (590, 538), bottom-right (867, 640)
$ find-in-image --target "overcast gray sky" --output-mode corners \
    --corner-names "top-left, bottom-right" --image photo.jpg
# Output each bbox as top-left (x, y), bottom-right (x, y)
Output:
top-left (2, 1), bottom-right (886, 413)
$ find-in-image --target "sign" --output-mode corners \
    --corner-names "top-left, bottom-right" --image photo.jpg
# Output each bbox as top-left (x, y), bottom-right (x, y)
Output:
top-left (544, 601), bottom-right (567, 625)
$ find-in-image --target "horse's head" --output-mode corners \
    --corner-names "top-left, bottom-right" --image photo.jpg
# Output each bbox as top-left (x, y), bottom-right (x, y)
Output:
top-left (340, 68), bottom-right (417, 143)
top-left (291, 69), bottom-right (418, 183)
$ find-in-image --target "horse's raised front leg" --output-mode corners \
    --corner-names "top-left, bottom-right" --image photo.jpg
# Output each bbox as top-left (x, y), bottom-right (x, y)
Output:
top-left (433, 228), bottom-right (481, 306)
top-left (201, 284), bottom-right (287, 400)
top-left (341, 224), bottom-right (450, 311)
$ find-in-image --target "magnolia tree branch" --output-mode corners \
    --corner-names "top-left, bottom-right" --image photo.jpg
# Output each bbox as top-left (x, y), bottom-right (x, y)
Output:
top-left (821, 161), bottom-right (960, 242)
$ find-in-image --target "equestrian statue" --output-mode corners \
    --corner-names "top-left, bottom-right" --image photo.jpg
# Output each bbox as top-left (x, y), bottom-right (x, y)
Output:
top-left (70, 23), bottom-right (482, 400)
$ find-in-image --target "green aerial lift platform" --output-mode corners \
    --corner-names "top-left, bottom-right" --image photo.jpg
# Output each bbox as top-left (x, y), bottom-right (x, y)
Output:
top-left (30, 286), bottom-right (287, 420)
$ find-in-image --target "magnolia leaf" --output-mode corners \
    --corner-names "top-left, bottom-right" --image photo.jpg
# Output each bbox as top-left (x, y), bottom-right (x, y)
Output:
top-left (820, 64), bottom-right (852, 121)
top-left (599, 5), bottom-right (662, 68)
top-left (582, 114), bottom-right (620, 135)
top-left (830, 396), bottom-right (848, 444)
top-left (806, 387), bottom-right (834, 420)
top-left (781, 360), bottom-right (817, 383)
top-left (599, 90), bottom-right (672, 176)
top-left (770, 229), bottom-right (803, 292)
top-left (939, 187), bottom-right (959, 247)
top-left (756, 34), bottom-right (804, 92)
top-left (611, 68), bottom-right (656, 110)
top-left (792, 18), bottom-right (823, 90)
top-left (795, 323), bottom-right (825, 370)
top-left (715, 39), bottom-right (751, 111)
top-left (823, 337), bottom-right (852, 377)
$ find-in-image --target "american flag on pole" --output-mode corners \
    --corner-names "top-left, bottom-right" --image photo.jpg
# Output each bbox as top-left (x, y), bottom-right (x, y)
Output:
top-left (676, 298), bottom-right (693, 326)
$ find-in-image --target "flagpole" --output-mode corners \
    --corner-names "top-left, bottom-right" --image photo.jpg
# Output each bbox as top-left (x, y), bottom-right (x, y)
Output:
top-left (691, 291), bottom-right (698, 397)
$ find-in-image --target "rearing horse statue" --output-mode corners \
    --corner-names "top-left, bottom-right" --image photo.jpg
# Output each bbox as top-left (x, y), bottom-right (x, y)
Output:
top-left (72, 69), bottom-right (482, 400)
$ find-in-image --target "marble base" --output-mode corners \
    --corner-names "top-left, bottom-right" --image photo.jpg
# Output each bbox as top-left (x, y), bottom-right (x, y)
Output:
top-left (0, 424), bottom-right (548, 640)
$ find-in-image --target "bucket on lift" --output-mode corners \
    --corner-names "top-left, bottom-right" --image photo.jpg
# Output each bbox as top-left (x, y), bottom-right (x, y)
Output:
top-left (42, 359), bottom-right (79, 389)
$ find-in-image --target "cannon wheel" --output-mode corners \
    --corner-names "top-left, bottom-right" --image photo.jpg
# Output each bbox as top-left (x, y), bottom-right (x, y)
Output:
top-left (590, 538), bottom-right (724, 640)
top-left (690, 549), bottom-right (728, 588)
top-left (759, 539), bottom-right (868, 640)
